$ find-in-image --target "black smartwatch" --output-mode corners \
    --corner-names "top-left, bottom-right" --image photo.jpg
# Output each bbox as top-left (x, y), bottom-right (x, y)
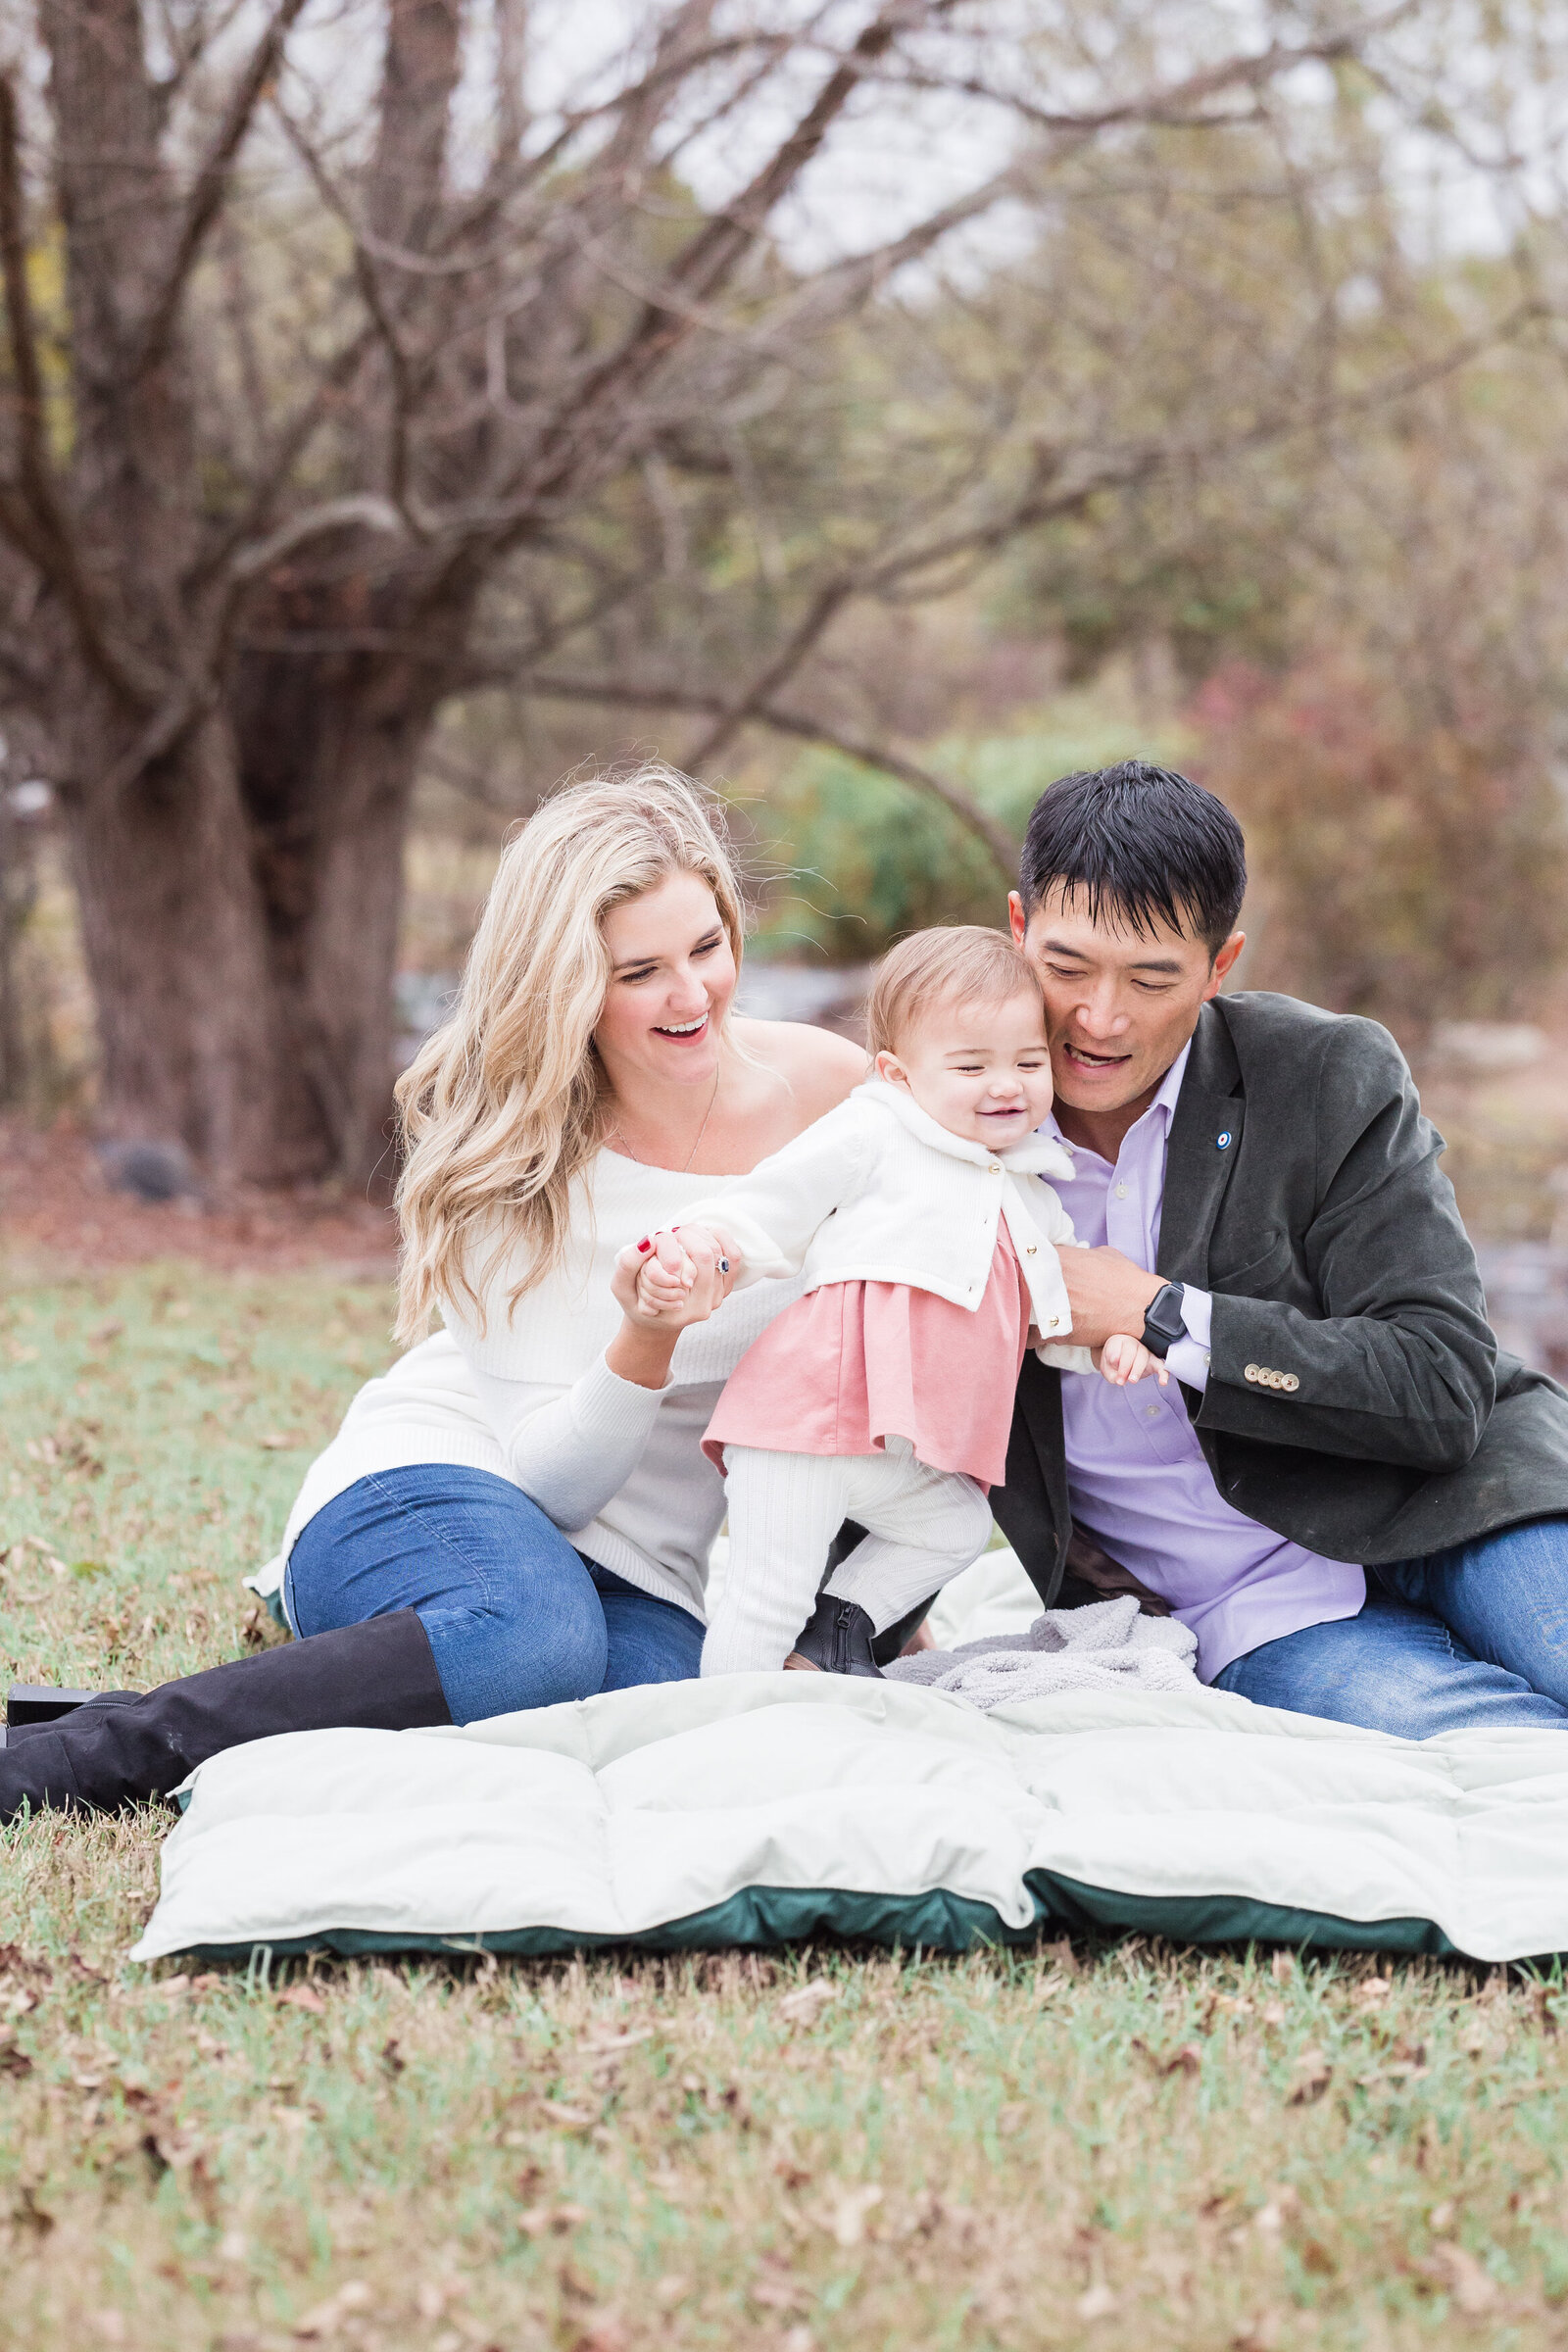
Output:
top-left (1141, 1280), bottom-right (1188, 1359)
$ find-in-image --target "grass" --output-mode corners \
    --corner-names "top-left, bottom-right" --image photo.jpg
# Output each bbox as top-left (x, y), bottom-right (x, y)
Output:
top-left (6, 1265), bottom-right (1568, 2351)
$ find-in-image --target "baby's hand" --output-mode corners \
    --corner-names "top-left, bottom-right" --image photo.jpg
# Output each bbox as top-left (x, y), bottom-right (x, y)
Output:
top-left (1096, 1332), bottom-right (1169, 1388)
top-left (633, 1228), bottom-right (699, 1316)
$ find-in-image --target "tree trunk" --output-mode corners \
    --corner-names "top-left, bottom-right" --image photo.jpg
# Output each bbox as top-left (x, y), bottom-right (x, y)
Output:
top-left (62, 711), bottom-right (282, 1174)
top-left (0, 782), bottom-right (36, 1108)
top-left (60, 661), bottom-right (453, 1189)
top-left (233, 661), bottom-right (442, 1186)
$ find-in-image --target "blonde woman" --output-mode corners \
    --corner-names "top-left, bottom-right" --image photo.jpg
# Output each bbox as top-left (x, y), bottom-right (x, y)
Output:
top-left (2, 770), bottom-right (864, 1820)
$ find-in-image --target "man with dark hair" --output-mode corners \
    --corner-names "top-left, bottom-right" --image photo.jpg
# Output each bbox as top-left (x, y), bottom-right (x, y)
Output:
top-left (995, 758), bottom-right (1568, 1733)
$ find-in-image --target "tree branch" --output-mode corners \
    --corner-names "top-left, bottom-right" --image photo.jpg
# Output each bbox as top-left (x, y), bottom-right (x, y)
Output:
top-left (0, 74), bottom-right (148, 708)
top-left (228, 493), bottom-right (405, 580)
top-left (526, 670), bottom-right (1018, 878)
top-left (866, 4), bottom-right (1426, 137)
top-left (136, 0), bottom-right (314, 376)
top-left (193, 319), bottom-right (377, 592)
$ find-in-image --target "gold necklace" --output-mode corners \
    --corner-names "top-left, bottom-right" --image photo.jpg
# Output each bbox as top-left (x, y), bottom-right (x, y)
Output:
top-left (609, 1067), bottom-right (722, 1173)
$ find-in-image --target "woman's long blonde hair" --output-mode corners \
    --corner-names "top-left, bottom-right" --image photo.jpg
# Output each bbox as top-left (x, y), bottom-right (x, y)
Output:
top-left (393, 765), bottom-right (747, 1342)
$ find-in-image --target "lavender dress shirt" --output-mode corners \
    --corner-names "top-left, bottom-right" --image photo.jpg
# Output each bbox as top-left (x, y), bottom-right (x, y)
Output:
top-left (1045, 1040), bottom-right (1365, 1681)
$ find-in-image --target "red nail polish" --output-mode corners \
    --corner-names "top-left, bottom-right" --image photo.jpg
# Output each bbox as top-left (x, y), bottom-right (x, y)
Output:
top-left (637, 1238), bottom-right (651, 1253)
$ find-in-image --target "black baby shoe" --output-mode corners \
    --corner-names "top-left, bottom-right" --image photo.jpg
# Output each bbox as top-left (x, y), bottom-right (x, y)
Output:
top-left (788, 1594), bottom-right (885, 1679)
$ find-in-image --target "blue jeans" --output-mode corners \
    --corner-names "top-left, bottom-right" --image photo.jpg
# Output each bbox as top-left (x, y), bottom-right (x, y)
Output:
top-left (1214, 1518), bottom-right (1568, 1736)
top-left (284, 1467), bottom-right (705, 1725)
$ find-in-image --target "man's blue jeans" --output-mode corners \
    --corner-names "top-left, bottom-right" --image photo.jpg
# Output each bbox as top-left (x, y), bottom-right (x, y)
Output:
top-left (1214, 1518), bottom-right (1568, 1736)
top-left (284, 1467), bottom-right (704, 1725)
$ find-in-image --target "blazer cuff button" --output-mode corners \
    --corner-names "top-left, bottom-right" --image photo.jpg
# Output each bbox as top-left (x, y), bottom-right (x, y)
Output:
top-left (1244, 1363), bottom-right (1260, 1383)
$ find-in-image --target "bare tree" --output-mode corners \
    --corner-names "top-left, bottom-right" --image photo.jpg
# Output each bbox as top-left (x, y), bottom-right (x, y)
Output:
top-left (0, 0), bottom-right (1524, 1182)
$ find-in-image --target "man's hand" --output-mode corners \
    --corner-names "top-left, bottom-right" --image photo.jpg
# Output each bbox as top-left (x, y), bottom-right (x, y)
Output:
top-left (1060, 1245), bottom-right (1165, 1352)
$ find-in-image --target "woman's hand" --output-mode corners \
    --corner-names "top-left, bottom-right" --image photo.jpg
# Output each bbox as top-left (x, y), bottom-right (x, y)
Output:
top-left (608, 1224), bottom-right (737, 1387)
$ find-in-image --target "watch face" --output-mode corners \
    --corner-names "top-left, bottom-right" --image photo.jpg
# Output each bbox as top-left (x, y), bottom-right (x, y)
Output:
top-left (1147, 1285), bottom-right (1186, 1343)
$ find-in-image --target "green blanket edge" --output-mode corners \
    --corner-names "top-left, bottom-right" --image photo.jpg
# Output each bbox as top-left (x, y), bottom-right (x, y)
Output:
top-left (174, 1869), bottom-right (1497, 1966)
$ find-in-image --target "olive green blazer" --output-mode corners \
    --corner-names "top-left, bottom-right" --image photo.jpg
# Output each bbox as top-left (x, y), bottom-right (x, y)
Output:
top-left (994, 991), bottom-right (1568, 1606)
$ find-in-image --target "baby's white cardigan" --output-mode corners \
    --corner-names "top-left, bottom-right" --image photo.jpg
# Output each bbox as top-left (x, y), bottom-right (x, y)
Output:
top-left (678, 1080), bottom-right (1095, 1371)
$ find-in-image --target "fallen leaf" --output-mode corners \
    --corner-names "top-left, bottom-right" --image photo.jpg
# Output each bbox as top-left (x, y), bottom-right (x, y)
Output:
top-left (571, 2313), bottom-right (629, 2352)
top-left (1529, 1983), bottom-right (1560, 2034)
top-left (577, 2028), bottom-right (654, 2055)
top-left (1287, 2048), bottom-right (1332, 2106)
top-left (1131, 2036), bottom-right (1201, 2078)
top-left (1075, 2284), bottom-right (1118, 2322)
top-left (291, 2299), bottom-right (342, 2339)
top-left (1270, 1951), bottom-right (1296, 1983)
top-left (751, 2279), bottom-right (810, 2311)
top-left (0, 2026), bottom-right (33, 2078)
top-left (258, 1433), bottom-right (295, 1449)
top-left (779, 1977), bottom-right (838, 2028)
top-left (15, 2183), bottom-right (53, 2236)
top-left (826, 2181), bottom-right (883, 2247)
top-left (1432, 2243), bottom-right (1497, 2316)
top-left (277, 1984), bottom-right (327, 2015)
top-left (538, 2099), bottom-right (595, 2130)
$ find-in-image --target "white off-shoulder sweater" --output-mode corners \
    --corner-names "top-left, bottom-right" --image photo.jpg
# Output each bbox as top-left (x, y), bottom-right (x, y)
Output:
top-left (250, 1151), bottom-right (805, 1622)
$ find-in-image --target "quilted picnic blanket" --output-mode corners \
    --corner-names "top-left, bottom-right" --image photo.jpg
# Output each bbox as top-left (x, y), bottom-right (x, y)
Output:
top-left (132, 1648), bottom-right (1568, 1968)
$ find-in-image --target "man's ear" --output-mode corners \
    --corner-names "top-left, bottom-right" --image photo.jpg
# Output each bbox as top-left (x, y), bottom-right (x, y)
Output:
top-left (1204, 930), bottom-right (1246, 999)
top-left (875, 1049), bottom-right (911, 1092)
top-left (1007, 890), bottom-right (1027, 948)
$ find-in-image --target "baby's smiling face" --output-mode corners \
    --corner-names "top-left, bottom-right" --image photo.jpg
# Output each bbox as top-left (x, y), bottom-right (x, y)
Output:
top-left (874, 985), bottom-right (1055, 1148)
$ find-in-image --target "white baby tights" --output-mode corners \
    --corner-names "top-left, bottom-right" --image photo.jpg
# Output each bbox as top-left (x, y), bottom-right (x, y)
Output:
top-left (702, 1437), bottom-right (995, 1677)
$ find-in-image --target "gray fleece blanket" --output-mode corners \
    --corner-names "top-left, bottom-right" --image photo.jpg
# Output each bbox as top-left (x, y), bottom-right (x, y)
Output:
top-left (884, 1592), bottom-right (1198, 1707)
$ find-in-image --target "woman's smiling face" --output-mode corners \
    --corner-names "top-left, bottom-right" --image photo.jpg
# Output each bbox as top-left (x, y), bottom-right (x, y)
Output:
top-left (594, 869), bottom-right (738, 1093)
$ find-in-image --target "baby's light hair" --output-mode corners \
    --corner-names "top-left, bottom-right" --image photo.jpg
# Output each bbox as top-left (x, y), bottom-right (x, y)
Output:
top-left (866, 926), bottom-right (1044, 1057)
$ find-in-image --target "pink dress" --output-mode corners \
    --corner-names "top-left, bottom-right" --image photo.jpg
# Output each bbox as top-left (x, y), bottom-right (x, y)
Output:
top-left (703, 1225), bottom-right (1032, 1492)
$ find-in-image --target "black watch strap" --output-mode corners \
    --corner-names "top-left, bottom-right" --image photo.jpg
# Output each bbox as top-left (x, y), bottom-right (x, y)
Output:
top-left (1141, 1280), bottom-right (1187, 1359)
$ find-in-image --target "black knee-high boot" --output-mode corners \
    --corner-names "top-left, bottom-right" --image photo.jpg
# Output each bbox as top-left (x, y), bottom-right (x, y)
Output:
top-left (0, 1612), bottom-right (451, 1822)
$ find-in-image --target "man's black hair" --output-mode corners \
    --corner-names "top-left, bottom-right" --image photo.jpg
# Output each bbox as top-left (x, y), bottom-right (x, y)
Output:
top-left (1018, 760), bottom-right (1247, 955)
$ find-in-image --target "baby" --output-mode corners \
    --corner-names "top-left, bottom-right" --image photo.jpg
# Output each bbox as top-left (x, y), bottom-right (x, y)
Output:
top-left (632, 926), bottom-right (1163, 1677)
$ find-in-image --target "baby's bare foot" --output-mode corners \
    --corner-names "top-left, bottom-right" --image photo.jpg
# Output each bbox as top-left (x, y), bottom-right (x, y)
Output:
top-left (783, 1651), bottom-right (820, 1672)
